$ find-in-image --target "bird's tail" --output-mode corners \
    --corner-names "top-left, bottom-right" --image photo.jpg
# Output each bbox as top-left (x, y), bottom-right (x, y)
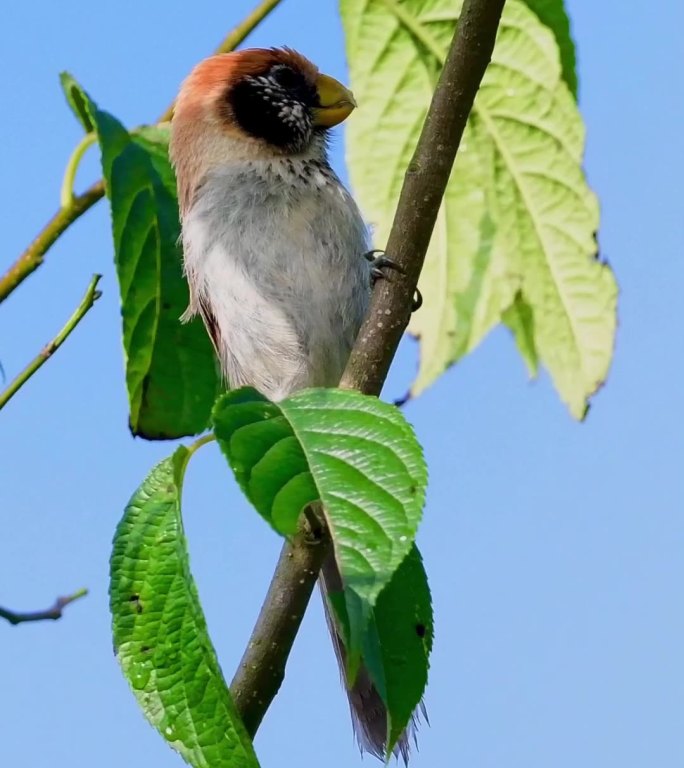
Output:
top-left (319, 553), bottom-right (423, 763)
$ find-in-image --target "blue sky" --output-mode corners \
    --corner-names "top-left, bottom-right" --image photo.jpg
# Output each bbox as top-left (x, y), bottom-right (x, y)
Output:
top-left (1, 1), bottom-right (682, 767)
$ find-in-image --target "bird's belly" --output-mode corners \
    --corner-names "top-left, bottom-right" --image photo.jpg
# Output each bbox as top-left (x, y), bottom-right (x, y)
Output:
top-left (184, 167), bottom-right (371, 400)
top-left (201, 231), bottom-right (369, 400)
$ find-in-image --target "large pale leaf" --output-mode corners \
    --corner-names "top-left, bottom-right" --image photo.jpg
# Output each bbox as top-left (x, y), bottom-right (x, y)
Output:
top-left (341, 0), bottom-right (617, 418)
top-left (60, 78), bottom-right (219, 438)
top-left (522, 0), bottom-right (577, 97)
top-left (110, 449), bottom-right (259, 768)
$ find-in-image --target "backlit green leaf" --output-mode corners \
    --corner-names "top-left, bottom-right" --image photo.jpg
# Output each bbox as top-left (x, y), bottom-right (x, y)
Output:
top-left (341, 0), bottom-right (617, 419)
top-left (522, 0), bottom-right (577, 97)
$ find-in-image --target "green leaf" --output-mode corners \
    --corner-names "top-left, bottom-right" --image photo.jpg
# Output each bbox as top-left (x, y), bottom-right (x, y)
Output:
top-left (63, 79), bottom-right (219, 438)
top-left (372, 545), bottom-right (432, 753)
top-left (132, 125), bottom-right (176, 190)
top-left (522, 0), bottom-right (577, 97)
top-left (341, 0), bottom-right (618, 419)
top-left (329, 545), bottom-right (433, 756)
top-left (502, 290), bottom-right (538, 376)
top-left (110, 448), bottom-right (259, 768)
top-left (59, 72), bottom-right (95, 132)
top-left (213, 387), bottom-right (427, 651)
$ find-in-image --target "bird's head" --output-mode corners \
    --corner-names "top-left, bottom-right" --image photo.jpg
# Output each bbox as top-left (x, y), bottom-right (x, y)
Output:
top-left (170, 47), bottom-right (356, 212)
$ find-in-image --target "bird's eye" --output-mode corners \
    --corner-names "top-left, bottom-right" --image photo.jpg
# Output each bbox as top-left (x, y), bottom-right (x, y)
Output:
top-left (270, 65), bottom-right (301, 90)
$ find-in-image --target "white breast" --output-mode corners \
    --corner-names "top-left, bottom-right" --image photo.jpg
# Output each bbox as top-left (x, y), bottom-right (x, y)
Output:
top-left (181, 157), bottom-right (371, 400)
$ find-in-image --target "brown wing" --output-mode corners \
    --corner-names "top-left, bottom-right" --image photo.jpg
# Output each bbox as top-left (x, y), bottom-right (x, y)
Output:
top-left (196, 293), bottom-right (223, 360)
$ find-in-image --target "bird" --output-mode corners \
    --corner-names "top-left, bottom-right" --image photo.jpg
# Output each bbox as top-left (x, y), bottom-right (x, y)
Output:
top-left (169, 47), bottom-right (419, 761)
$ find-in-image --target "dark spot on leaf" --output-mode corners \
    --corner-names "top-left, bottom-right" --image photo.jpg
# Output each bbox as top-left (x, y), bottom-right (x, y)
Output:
top-left (162, 301), bottom-right (172, 310)
top-left (140, 645), bottom-right (151, 653)
top-left (415, 623), bottom-right (426, 638)
top-left (129, 594), bottom-right (143, 613)
top-left (409, 485), bottom-right (416, 495)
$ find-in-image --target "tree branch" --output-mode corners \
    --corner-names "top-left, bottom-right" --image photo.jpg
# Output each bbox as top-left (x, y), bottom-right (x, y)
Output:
top-left (229, 0), bottom-right (506, 735)
top-left (0, 588), bottom-right (88, 626)
top-left (0, 274), bottom-right (102, 411)
top-left (0, 183), bottom-right (105, 304)
top-left (230, 505), bottom-right (330, 737)
top-left (0, 0), bottom-right (284, 305)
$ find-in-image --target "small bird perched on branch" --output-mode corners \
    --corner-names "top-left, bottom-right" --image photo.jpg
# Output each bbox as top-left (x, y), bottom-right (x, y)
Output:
top-left (170, 47), bottom-right (418, 760)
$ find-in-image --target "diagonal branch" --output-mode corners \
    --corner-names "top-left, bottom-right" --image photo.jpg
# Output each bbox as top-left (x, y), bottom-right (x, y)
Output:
top-left (0, 183), bottom-right (105, 304)
top-left (230, 505), bottom-right (329, 736)
top-left (0, 588), bottom-right (88, 626)
top-left (228, 0), bottom-right (507, 737)
top-left (0, 0), bottom-right (284, 305)
top-left (0, 274), bottom-right (102, 411)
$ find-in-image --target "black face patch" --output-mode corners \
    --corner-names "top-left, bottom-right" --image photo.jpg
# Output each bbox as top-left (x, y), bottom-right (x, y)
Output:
top-left (228, 64), bottom-right (320, 152)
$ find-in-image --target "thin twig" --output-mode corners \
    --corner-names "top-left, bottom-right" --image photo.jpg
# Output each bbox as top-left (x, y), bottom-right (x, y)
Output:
top-left (229, 0), bottom-right (507, 735)
top-left (0, 0), bottom-right (284, 305)
top-left (0, 182), bottom-right (105, 303)
top-left (0, 274), bottom-right (102, 410)
top-left (158, 0), bottom-right (285, 123)
top-left (0, 588), bottom-right (88, 626)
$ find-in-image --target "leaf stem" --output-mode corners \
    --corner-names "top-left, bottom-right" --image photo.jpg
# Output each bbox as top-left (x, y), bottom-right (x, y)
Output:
top-left (59, 132), bottom-right (97, 208)
top-left (0, 274), bottom-right (102, 411)
top-left (186, 432), bottom-right (216, 458)
top-left (231, 0), bottom-right (507, 737)
top-left (0, 588), bottom-right (88, 626)
top-left (0, 0), bottom-right (284, 305)
top-left (173, 433), bottom-right (217, 494)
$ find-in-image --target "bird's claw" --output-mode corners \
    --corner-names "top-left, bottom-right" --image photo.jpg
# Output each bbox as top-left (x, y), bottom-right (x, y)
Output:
top-left (363, 250), bottom-right (422, 313)
top-left (364, 249), bottom-right (405, 282)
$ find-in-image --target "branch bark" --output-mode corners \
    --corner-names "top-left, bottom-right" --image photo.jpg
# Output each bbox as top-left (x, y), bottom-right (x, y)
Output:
top-left (0, 274), bottom-right (102, 411)
top-left (0, 0), bottom-right (284, 305)
top-left (0, 588), bottom-right (88, 626)
top-left (230, 505), bottom-right (330, 737)
top-left (229, 0), bottom-right (506, 736)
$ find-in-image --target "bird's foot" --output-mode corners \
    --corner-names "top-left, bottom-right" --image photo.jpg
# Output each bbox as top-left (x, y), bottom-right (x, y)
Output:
top-left (365, 249), bottom-right (406, 282)
top-left (363, 250), bottom-right (422, 312)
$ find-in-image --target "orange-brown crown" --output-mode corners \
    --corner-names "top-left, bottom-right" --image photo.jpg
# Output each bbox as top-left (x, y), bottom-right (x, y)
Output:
top-left (185, 48), bottom-right (316, 95)
top-left (169, 48), bottom-right (355, 213)
top-left (173, 47), bottom-right (318, 128)
top-left (170, 49), bottom-right (319, 212)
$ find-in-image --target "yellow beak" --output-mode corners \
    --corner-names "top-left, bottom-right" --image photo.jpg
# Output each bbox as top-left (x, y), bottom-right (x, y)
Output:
top-left (313, 73), bottom-right (357, 128)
